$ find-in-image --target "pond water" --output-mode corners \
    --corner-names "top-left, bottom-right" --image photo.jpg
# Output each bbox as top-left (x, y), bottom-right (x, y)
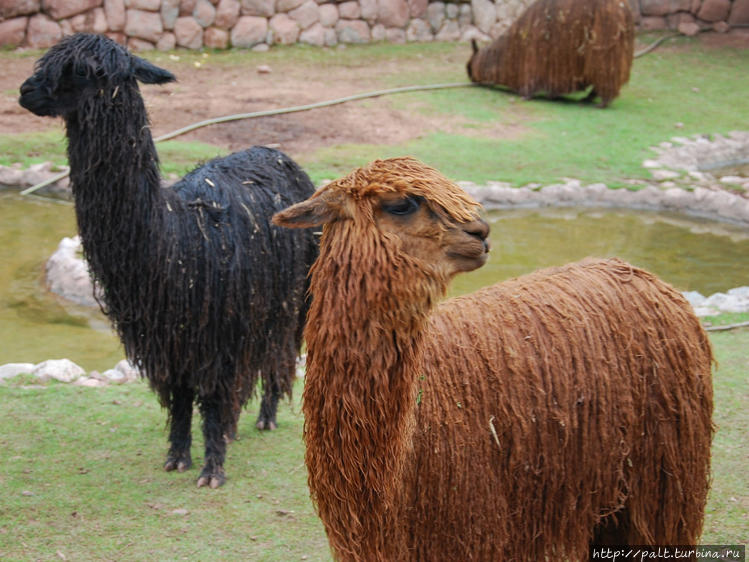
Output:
top-left (2, 192), bottom-right (749, 371)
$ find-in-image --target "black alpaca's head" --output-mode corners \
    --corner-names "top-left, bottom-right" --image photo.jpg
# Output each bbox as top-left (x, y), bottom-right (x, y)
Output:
top-left (19, 33), bottom-right (175, 118)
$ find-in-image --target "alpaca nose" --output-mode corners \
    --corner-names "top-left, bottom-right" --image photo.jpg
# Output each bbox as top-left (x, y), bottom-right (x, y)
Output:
top-left (19, 80), bottom-right (33, 96)
top-left (465, 219), bottom-right (491, 251)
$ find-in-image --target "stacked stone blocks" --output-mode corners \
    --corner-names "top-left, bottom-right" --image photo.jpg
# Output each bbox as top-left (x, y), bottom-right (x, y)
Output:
top-left (1, 0), bottom-right (748, 50)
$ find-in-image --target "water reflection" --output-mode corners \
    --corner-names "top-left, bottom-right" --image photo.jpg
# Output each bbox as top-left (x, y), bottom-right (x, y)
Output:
top-left (2, 193), bottom-right (748, 370)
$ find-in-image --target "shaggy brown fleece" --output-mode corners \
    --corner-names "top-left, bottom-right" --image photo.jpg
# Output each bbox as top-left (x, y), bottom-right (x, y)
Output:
top-left (274, 158), bottom-right (713, 561)
top-left (467, 0), bottom-right (635, 107)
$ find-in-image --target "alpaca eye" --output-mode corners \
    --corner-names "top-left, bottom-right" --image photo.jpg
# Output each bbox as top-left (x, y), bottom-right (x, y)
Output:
top-left (382, 196), bottom-right (422, 217)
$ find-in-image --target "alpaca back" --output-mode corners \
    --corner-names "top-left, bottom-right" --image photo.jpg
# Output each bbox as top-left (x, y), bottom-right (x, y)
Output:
top-left (406, 258), bottom-right (713, 560)
top-left (119, 146), bottom-right (317, 405)
top-left (468, 0), bottom-right (635, 104)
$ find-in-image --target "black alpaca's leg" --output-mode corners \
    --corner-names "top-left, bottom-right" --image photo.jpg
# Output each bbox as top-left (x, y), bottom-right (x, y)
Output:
top-left (256, 376), bottom-right (280, 431)
top-left (164, 386), bottom-right (194, 473)
top-left (197, 396), bottom-right (228, 488)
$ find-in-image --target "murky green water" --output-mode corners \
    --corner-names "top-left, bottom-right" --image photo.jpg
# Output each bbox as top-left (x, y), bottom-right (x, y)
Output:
top-left (2, 193), bottom-right (749, 371)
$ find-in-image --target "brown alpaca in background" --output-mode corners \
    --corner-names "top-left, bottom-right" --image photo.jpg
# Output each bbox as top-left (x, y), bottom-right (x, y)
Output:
top-left (274, 157), bottom-right (713, 561)
top-left (467, 0), bottom-right (635, 107)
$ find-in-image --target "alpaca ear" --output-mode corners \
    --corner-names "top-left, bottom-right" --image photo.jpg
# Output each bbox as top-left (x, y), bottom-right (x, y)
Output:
top-left (471, 39), bottom-right (479, 55)
top-left (132, 57), bottom-right (176, 85)
top-left (273, 194), bottom-right (344, 229)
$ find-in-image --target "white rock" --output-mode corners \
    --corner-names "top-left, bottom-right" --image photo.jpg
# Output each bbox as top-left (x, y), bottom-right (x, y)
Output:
top-left (682, 291), bottom-right (706, 308)
top-left (102, 369), bottom-right (127, 384)
top-left (33, 359), bottom-right (85, 383)
top-left (0, 363), bottom-right (36, 381)
top-left (114, 359), bottom-right (140, 381)
top-left (75, 377), bottom-right (107, 387)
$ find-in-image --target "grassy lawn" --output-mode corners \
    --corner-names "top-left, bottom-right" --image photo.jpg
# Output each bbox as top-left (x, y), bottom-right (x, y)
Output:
top-left (0, 326), bottom-right (746, 559)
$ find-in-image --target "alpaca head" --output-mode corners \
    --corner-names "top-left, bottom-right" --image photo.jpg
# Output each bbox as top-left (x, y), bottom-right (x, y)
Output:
top-left (19, 33), bottom-right (174, 118)
top-left (274, 157), bottom-right (490, 297)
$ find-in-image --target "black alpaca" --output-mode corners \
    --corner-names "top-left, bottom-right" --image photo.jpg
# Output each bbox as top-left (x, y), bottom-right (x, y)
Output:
top-left (19, 33), bottom-right (318, 488)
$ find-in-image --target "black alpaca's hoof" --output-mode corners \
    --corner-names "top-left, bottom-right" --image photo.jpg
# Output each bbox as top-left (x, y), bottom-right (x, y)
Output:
top-left (197, 467), bottom-right (226, 489)
top-left (256, 418), bottom-right (277, 431)
top-left (164, 450), bottom-right (192, 473)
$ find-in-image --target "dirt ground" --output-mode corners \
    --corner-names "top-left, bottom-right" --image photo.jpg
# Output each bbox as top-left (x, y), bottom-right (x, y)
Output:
top-left (1, 43), bottom-right (478, 161)
top-left (2, 31), bottom-right (748, 161)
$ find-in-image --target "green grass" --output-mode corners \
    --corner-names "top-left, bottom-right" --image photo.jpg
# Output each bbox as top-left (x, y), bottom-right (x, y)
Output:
top-left (301, 43), bottom-right (749, 186)
top-left (5, 39), bottom-right (748, 187)
top-left (0, 328), bottom-right (745, 559)
top-left (0, 378), bottom-right (330, 561)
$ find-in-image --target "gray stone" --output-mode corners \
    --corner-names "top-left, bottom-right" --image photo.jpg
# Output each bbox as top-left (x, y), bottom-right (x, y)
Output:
top-left (0, 0), bottom-right (39, 19)
top-left (377, 0), bottom-right (409, 28)
top-left (33, 359), bottom-right (85, 383)
top-left (640, 16), bottom-right (668, 30)
top-left (289, 0), bottom-right (319, 29)
top-left (161, 0), bottom-right (180, 29)
top-left (125, 9), bottom-right (163, 42)
top-left (445, 2), bottom-right (458, 19)
top-left (698, 0), bottom-right (731, 21)
top-left (174, 15), bottom-right (203, 47)
top-left (318, 3), bottom-right (338, 26)
top-left (385, 26), bottom-right (406, 42)
top-left (323, 26), bottom-right (337, 45)
top-left (471, 0), bottom-right (495, 33)
top-left (44, 0), bottom-right (102, 20)
top-left (241, 0), bottom-right (274, 17)
top-left (92, 7), bottom-right (110, 32)
top-left (426, 2), bottom-right (444, 32)
top-left (360, 0), bottom-right (378, 21)
top-left (269, 12), bottom-right (300, 43)
top-left (678, 22), bottom-right (700, 36)
top-left (338, 1), bottom-right (361, 19)
top-left (127, 39), bottom-right (157, 51)
top-left (406, 17), bottom-right (432, 41)
top-left (435, 19), bottom-right (460, 40)
top-left (204, 25), bottom-right (229, 46)
top-left (371, 22), bottom-right (386, 40)
top-left (179, 0), bottom-right (197, 16)
top-left (458, 4), bottom-right (471, 26)
top-left (336, 18), bottom-right (370, 42)
top-left (299, 20), bottom-right (325, 44)
top-left (231, 15), bottom-right (267, 46)
top-left (26, 14), bottom-right (62, 49)
top-left (214, 0), bottom-right (240, 28)
top-left (639, 0), bottom-right (692, 16)
top-left (460, 25), bottom-right (490, 42)
top-left (728, 0), bottom-right (749, 25)
top-left (276, 0), bottom-right (305, 12)
top-left (193, 0), bottom-right (216, 26)
top-left (156, 31), bottom-right (176, 49)
top-left (0, 363), bottom-right (35, 381)
top-left (127, 0), bottom-right (160, 9)
top-left (114, 359), bottom-right (140, 381)
top-left (0, 165), bottom-right (25, 187)
top-left (408, 0), bottom-right (427, 18)
top-left (0, 17), bottom-right (28, 48)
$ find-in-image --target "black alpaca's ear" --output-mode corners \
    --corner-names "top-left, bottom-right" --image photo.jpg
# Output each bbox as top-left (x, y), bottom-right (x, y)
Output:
top-left (132, 57), bottom-right (176, 85)
top-left (471, 39), bottom-right (479, 55)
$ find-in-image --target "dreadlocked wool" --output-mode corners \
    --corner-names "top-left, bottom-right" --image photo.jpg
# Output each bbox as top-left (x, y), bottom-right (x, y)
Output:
top-left (273, 157), bottom-right (714, 561)
top-left (19, 33), bottom-right (318, 488)
top-left (467, 0), bottom-right (635, 107)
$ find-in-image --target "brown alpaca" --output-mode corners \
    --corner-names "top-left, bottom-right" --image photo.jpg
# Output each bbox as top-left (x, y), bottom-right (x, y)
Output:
top-left (273, 157), bottom-right (714, 561)
top-left (467, 0), bottom-right (635, 107)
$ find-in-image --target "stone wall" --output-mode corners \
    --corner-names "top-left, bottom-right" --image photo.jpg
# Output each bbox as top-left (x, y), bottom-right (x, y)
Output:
top-left (1, 0), bottom-right (748, 51)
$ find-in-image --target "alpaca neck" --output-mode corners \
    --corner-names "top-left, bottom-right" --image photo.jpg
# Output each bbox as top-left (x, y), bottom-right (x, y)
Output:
top-left (65, 85), bottom-right (163, 246)
top-left (63, 85), bottom-right (164, 283)
top-left (302, 228), bottom-right (441, 559)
